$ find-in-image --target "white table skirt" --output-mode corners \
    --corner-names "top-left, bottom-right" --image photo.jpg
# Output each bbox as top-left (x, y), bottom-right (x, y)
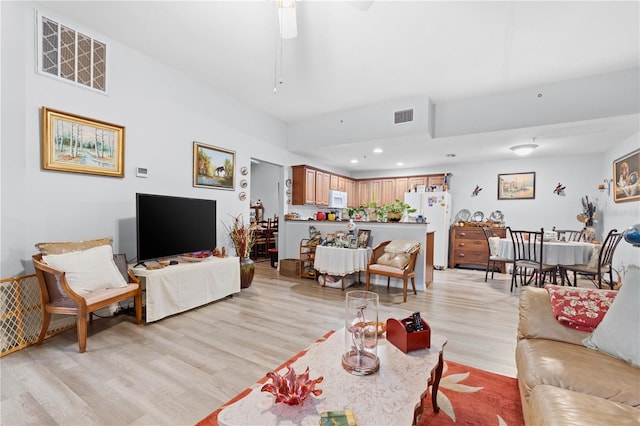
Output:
top-left (131, 256), bottom-right (240, 322)
top-left (313, 246), bottom-right (372, 276)
top-left (497, 239), bottom-right (594, 265)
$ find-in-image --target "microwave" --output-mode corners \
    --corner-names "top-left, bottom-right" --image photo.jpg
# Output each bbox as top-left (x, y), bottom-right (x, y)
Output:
top-left (328, 190), bottom-right (348, 209)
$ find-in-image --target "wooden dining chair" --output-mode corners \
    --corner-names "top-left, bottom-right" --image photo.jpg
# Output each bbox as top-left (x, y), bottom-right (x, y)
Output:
top-left (559, 229), bottom-right (623, 289)
top-left (552, 227), bottom-right (585, 242)
top-left (509, 228), bottom-right (557, 290)
top-left (481, 226), bottom-right (514, 282)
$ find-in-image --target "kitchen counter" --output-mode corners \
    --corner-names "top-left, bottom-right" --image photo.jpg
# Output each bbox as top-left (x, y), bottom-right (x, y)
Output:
top-left (285, 219), bottom-right (430, 225)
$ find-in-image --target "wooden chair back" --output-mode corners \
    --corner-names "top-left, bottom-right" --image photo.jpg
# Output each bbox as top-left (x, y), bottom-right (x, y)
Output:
top-left (553, 227), bottom-right (584, 242)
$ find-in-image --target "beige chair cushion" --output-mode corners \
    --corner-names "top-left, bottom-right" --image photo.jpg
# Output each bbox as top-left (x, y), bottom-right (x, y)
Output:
top-left (35, 237), bottom-right (113, 254)
top-left (384, 239), bottom-right (420, 254)
top-left (488, 236), bottom-right (500, 256)
top-left (376, 252), bottom-right (410, 269)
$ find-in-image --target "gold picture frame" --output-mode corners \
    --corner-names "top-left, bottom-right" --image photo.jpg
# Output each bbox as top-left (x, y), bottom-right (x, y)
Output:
top-left (193, 142), bottom-right (235, 190)
top-left (613, 148), bottom-right (640, 203)
top-left (497, 172), bottom-right (536, 200)
top-left (41, 107), bottom-right (125, 177)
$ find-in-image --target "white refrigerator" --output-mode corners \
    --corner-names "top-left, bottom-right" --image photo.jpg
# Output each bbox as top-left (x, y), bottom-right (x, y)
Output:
top-left (404, 191), bottom-right (452, 270)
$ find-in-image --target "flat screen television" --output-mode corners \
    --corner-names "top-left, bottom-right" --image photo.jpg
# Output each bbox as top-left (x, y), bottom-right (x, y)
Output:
top-left (136, 193), bottom-right (217, 262)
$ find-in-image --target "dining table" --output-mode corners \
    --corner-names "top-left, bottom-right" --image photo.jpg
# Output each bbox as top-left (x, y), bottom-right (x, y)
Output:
top-left (313, 245), bottom-right (373, 290)
top-left (497, 238), bottom-right (595, 266)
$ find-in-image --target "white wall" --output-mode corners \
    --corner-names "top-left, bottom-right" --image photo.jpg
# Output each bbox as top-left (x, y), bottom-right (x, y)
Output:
top-left (0, 2), bottom-right (309, 277)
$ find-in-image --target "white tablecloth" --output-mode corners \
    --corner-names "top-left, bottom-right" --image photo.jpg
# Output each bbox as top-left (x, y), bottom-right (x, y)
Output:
top-left (131, 256), bottom-right (240, 322)
top-left (497, 239), bottom-right (594, 265)
top-left (313, 246), bottom-right (372, 276)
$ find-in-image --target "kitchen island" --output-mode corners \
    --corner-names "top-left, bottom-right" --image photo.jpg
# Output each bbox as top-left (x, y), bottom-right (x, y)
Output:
top-left (283, 220), bottom-right (434, 290)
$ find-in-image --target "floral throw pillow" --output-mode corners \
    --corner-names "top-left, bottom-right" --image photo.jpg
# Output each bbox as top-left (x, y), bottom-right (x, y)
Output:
top-left (546, 285), bottom-right (617, 332)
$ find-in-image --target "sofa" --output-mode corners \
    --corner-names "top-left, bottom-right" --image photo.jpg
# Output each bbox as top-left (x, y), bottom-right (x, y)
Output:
top-left (516, 272), bottom-right (640, 425)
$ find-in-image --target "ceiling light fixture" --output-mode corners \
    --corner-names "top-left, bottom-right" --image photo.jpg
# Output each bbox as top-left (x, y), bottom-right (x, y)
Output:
top-left (350, 159), bottom-right (358, 164)
top-left (396, 162), bottom-right (404, 166)
top-left (373, 148), bottom-right (383, 154)
top-left (510, 139), bottom-right (538, 156)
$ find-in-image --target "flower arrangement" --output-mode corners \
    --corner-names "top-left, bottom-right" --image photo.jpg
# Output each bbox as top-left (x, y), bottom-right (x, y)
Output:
top-left (577, 196), bottom-right (596, 227)
top-left (225, 214), bottom-right (256, 258)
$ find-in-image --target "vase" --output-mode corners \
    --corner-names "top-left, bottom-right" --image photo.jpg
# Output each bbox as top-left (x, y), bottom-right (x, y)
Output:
top-left (239, 256), bottom-right (255, 288)
top-left (342, 290), bottom-right (379, 375)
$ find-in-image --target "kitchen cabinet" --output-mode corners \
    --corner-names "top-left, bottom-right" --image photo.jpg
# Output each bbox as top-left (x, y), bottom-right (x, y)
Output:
top-left (357, 180), bottom-right (370, 207)
top-left (428, 175), bottom-right (445, 188)
top-left (381, 178), bottom-right (396, 205)
top-left (395, 177), bottom-right (409, 201)
top-left (345, 178), bottom-right (356, 207)
top-left (408, 176), bottom-right (427, 191)
top-left (330, 174), bottom-right (339, 190)
top-left (291, 165), bottom-right (316, 205)
top-left (316, 171), bottom-right (330, 206)
top-left (449, 226), bottom-right (507, 271)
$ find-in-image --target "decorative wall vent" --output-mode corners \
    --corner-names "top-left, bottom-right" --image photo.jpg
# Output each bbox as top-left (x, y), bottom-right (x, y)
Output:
top-left (37, 12), bottom-right (107, 92)
top-left (394, 109), bottom-right (414, 124)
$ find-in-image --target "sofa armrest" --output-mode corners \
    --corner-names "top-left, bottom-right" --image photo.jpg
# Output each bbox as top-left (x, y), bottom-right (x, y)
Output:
top-left (518, 287), bottom-right (591, 346)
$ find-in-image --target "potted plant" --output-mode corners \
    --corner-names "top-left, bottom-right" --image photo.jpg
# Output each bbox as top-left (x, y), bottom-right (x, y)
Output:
top-left (363, 201), bottom-right (380, 222)
top-left (225, 214), bottom-right (257, 288)
top-left (381, 200), bottom-right (417, 222)
top-left (343, 206), bottom-right (364, 220)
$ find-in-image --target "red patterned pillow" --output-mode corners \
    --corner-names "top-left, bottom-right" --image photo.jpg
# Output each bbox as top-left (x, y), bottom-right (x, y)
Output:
top-left (546, 285), bottom-right (618, 332)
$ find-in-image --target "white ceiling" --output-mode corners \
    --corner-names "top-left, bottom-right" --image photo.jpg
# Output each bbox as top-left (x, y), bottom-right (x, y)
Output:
top-left (37, 1), bottom-right (640, 172)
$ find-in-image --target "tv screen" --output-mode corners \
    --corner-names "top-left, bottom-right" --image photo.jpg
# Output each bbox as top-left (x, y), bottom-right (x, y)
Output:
top-left (136, 193), bottom-right (217, 262)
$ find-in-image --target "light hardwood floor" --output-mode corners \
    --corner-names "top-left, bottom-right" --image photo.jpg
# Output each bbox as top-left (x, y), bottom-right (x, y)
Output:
top-left (1, 262), bottom-right (536, 425)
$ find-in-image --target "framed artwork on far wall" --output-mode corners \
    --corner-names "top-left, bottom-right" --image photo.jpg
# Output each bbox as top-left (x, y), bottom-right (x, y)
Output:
top-left (497, 172), bottom-right (536, 200)
top-left (41, 107), bottom-right (125, 177)
top-left (357, 229), bottom-right (371, 248)
top-left (613, 148), bottom-right (640, 203)
top-left (193, 142), bottom-right (235, 190)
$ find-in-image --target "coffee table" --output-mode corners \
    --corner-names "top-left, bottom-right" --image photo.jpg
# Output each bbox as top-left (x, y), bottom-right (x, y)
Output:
top-left (216, 329), bottom-right (447, 425)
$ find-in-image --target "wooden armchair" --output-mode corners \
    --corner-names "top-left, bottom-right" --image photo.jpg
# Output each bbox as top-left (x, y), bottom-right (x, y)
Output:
top-left (365, 240), bottom-right (420, 303)
top-left (32, 252), bottom-right (142, 353)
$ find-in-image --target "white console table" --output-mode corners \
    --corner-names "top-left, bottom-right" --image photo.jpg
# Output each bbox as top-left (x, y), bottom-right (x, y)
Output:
top-left (131, 256), bottom-right (241, 322)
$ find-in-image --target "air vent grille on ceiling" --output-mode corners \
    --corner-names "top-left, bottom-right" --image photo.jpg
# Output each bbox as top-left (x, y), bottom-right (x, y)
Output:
top-left (38, 13), bottom-right (107, 92)
top-left (394, 109), bottom-right (413, 124)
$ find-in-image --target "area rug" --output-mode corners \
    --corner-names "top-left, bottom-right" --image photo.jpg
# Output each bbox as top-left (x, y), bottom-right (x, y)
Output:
top-left (417, 360), bottom-right (524, 426)
top-left (197, 331), bottom-right (524, 426)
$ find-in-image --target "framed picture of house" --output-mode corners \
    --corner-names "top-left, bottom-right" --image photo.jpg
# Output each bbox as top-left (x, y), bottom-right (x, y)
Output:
top-left (193, 142), bottom-right (235, 190)
top-left (357, 229), bottom-right (371, 248)
top-left (613, 149), bottom-right (640, 203)
top-left (497, 172), bottom-right (536, 200)
top-left (41, 107), bottom-right (125, 177)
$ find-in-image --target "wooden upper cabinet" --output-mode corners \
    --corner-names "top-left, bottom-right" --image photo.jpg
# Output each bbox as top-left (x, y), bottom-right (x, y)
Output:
top-left (330, 174), bottom-right (339, 191)
top-left (345, 179), bottom-right (356, 207)
top-left (381, 178), bottom-right (396, 205)
top-left (408, 176), bottom-right (427, 191)
top-left (291, 165), bottom-right (316, 205)
top-left (395, 177), bottom-right (409, 201)
top-left (357, 180), bottom-right (370, 207)
top-left (338, 176), bottom-right (346, 191)
top-left (428, 175), bottom-right (445, 187)
top-left (316, 172), bottom-right (330, 206)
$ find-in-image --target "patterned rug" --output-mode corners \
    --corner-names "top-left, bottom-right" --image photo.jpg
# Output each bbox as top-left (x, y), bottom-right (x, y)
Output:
top-left (198, 333), bottom-right (524, 426)
top-left (417, 360), bottom-right (524, 426)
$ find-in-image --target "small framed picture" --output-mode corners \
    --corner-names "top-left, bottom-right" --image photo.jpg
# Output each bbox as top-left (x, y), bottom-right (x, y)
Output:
top-left (357, 229), bottom-right (371, 248)
top-left (349, 235), bottom-right (357, 249)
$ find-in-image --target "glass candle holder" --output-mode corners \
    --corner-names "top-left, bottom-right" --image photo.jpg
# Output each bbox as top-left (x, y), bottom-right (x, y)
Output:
top-left (342, 290), bottom-right (380, 375)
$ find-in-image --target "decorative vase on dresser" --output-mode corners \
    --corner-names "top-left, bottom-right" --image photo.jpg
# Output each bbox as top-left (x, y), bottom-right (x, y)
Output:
top-left (239, 256), bottom-right (255, 288)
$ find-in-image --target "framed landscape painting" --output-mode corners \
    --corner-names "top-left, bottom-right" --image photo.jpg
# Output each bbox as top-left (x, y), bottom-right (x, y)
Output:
top-left (193, 142), bottom-right (235, 190)
top-left (498, 172), bottom-right (536, 200)
top-left (613, 149), bottom-right (640, 203)
top-left (41, 107), bottom-right (125, 177)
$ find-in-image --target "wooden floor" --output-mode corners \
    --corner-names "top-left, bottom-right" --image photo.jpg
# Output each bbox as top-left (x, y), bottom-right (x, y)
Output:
top-left (1, 262), bottom-right (578, 425)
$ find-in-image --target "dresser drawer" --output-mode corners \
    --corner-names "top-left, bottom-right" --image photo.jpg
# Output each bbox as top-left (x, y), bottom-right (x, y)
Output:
top-left (454, 228), bottom-right (485, 240)
top-left (453, 239), bottom-right (485, 252)
top-left (452, 250), bottom-right (487, 265)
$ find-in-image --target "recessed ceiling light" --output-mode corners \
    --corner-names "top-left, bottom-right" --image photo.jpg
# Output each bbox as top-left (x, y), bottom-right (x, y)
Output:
top-left (350, 159), bottom-right (358, 164)
top-left (396, 162), bottom-right (404, 166)
top-left (373, 148), bottom-right (383, 154)
top-left (445, 153), bottom-right (456, 158)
